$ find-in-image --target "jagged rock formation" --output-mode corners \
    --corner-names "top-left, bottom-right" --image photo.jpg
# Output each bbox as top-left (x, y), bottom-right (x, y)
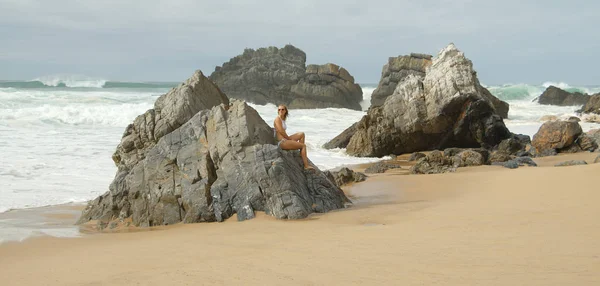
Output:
top-left (209, 45), bottom-right (363, 110)
top-left (369, 52), bottom-right (508, 118)
top-left (324, 44), bottom-right (511, 157)
top-left (112, 70), bottom-right (229, 170)
top-left (370, 53), bottom-right (432, 107)
top-left (536, 86), bottom-right (590, 106)
top-left (78, 71), bottom-right (349, 229)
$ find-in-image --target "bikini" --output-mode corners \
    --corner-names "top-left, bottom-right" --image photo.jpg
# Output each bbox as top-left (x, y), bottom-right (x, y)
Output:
top-left (275, 118), bottom-right (287, 148)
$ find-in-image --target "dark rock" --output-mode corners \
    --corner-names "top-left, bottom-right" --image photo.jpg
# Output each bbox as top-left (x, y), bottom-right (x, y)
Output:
top-left (409, 152), bottom-right (426, 161)
top-left (497, 134), bottom-right (531, 155)
top-left (539, 149), bottom-right (558, 157)
top-left (536, 86), bottom-right (590, 106)
top-left (331, 44), bottom-right (511, 157)
top-left (409, 150), bottom-right (456, 174)
top-left (525, 143), bottom-right (537, 156)
top-left (453, 150), bottom-right (485, 167)
top-left (568, 116), bottom-right (581, 122)
top-left (491, 157), bottom-right (536, 169)
top-left (480, 87), bottom-right (510, 119)
top-left (513, 157), bottom-right (537, 167)
top-left (364, 162), bottom-right (402, 174)
top-left (501, 160), bottom-right (519, 169)
top-left (209, 45), bottom-right (362, 110)
top-left (515, 151), bottom-right (532, 157)
top-left (471, 148), bottom-right (491, 163)
top-left (443, 148), bottom-right (464, 157)
top-left (324, 167), bottom-right (367, 187)
top-left (555, 160), bottom-right (588, 167)
top-left (489, 151), bottom-right (514, 164)
top-left (558, 143), bottom-right (582, 153)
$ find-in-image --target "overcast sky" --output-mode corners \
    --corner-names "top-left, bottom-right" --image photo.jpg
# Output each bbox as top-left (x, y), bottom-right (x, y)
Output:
top-left (0, 0), bottom-right (598, 85)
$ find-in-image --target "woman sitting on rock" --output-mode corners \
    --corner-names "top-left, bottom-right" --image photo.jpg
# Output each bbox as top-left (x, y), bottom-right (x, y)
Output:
top-left (273, 104), bottom-right (314, 170)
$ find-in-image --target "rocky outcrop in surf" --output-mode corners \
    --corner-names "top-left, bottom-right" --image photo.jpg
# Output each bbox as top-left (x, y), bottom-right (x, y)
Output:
top-left (78, 71), bottom-right (349, 229)
top-left (536, 86), bottom-right (590, 106)
top-left (324, 44), bottom-right (511, 157)
top-left (368, 52), bottom-right (508, 118)
top-left (209, 45), bottom-right (363, 110)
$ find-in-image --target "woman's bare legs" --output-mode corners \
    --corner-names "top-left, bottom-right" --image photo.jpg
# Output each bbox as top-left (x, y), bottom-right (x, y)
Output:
top-left (279, 139), bottom-right (313, 169)
top-left (288, 132), bottom-right (305, 144)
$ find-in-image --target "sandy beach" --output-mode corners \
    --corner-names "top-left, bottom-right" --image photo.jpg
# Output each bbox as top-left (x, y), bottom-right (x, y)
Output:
top-left (1, 152), bottom-right (599, 285)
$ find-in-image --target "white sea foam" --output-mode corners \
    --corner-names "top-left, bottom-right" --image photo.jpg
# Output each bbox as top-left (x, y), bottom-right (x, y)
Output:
top-left (0, 86), bottom-right (384, 219)
top-left (359, 87), bottom-right (375, 110)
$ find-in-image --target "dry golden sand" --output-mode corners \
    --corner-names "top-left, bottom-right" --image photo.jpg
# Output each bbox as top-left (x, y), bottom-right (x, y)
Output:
top-left (1, 153), bottom-right (599, 285)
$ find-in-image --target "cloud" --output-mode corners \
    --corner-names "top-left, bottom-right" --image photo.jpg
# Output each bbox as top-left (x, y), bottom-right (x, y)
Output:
top-left (0, 0), bottom-right (599, 84)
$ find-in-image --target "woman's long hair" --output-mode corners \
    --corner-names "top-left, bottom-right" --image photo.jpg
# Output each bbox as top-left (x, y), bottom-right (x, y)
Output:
top-left (279, 105), bottom-right (289, 120)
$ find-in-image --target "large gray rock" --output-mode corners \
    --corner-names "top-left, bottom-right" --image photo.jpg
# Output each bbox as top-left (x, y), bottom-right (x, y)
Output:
top-left (369, 53), bottom-right (508, 119)
top-left (78, 99), bottom-right (349, 228)
top-left (289, 63), bottom-right (363, 110)
top-left (209, 45), bottom-right (363, 110)
top-left (327, 44), bottom-right (511, 157)
top-left (112, 70), bottom-right (229, 171)
top-left (537, 86), bottom-right (590, 106)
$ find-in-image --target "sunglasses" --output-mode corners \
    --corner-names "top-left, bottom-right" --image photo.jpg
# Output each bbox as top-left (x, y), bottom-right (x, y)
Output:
top-left (278, 108), bottom-right (286, 111)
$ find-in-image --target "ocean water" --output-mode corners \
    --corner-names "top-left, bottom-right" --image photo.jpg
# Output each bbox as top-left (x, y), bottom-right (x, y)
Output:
top-left (0, 77), bottom-right (599, 231)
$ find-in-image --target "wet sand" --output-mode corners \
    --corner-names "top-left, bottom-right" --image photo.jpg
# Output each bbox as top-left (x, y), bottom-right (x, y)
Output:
top-left (1, 152), bottom-right (599, 285)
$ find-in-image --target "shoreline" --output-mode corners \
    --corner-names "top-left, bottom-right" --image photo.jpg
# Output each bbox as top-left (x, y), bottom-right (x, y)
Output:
top-left (1, 152), bottom-right (599, 284)
top-left (1, 151), bottom-right (596, 243)
top-left (0, 152), bottom-right (411, 244)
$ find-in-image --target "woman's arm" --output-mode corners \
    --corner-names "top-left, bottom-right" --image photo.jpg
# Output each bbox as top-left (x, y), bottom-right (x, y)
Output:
top-left (274, 117), bottom-right (290, 140)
